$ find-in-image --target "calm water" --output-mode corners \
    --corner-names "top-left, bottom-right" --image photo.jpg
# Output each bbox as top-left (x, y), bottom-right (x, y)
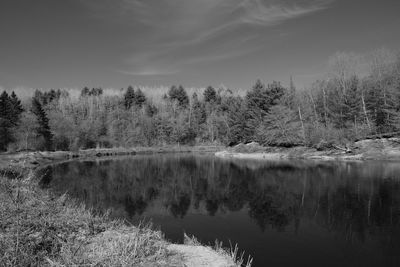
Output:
top-left (38, 154), bottom-right (400, 267)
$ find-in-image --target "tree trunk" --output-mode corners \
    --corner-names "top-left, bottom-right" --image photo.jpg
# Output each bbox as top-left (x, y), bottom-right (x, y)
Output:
top-left (298, 106), bottom-right (306, 143)
top-left (322, 87), bottom-right (328, 126)
top-left (361, 91), bottom-right (372, 133)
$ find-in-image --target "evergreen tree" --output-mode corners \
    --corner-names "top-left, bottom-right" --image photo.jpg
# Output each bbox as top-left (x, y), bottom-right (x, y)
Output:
top-left (245, 80), bottom-right (286, 141)
top-left (124, 86), bottom-right (136, 109)
top-left (9, 91), bottom-right (24, 125)
top-left (81, 87), bottom-right (90, 97)
top-left (31, 97), bottom-right (53, 150)
top-left (192, 93), bottom-right (207, 125)
top-left (90, 87), bottom-right (103, 96)
top-left (145, 102), bottom-right (158, 117)
top-left (0, 91), bottom-right (14, 151)
top-left (168, 85), bottom-right (189, 108)
top-left (204, 86), bottom-right (217, 103)
top-left (226, 96), bottom-right (247, 145)
top-left (134, 88), bottom-right (146, 107)
top-left (177, 86), bottom-right (189, 108)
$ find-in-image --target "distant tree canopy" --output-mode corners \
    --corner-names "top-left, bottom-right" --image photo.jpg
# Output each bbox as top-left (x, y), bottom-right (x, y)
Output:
top-left (81, 87), bottom-right (103, 97)
top-left (124, 86), bottom-right (147, 110)
top-left (168, 85), bottom-right (189, 108)
top-left (1, 48), bottom-right (400, 152)
top-left (124, 86), bottom-right (136, 109)
top-left (204, 86), bottom-right (217, 103)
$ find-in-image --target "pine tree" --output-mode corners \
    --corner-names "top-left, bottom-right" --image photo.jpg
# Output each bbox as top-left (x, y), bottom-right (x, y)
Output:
top-left (9, 91), bottom-right (24, 125)
top-left (81, 87), bottom-right (90, 97)
top-left (124, 86), bottom-right (136, 109)
top-left (204, 86), bottom-right (217, 103)
top-left (192, 93), bottom-right (207, 125)
top-left (0, 91), bottom-right (14, 151)
top-left (168, 85), bottom-right (189, 108)
top-left (245, 80), bottom-right (286, 141)
top-left (176, 85), bottom-right (189, 108)
top-left (134, 88), bottom-right (146, 107)
top-left (145, 102), bottom-right (158, 117)
top-left (226, 96), bottom-right (247, 145)
top-left (31, 97), bottom-right (53, 151)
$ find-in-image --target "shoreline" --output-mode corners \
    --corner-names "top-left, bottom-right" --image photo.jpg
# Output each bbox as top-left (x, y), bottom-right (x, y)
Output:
top-left (215, 138), bottom-right (400, 161)
top-left (3, 138), bottom-right (399, 265)
top-left (0, 145), bottom-right (223, 171)
top-left (0, 145), bottom-right (246, 267)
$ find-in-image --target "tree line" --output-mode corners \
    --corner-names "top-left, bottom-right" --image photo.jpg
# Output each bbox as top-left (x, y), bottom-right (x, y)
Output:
top-left (0, 48), bottom-right (399, 152)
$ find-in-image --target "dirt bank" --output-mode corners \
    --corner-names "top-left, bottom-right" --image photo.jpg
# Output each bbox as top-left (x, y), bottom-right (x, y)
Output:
top-left (216, 138), bottom-right (400, 161)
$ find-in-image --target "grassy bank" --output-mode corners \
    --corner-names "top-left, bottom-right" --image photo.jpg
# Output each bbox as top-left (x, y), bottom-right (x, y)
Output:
top-left (0, 148), bottom-right (251, 267)
top-left (0, 170), bottom-right (173, 266)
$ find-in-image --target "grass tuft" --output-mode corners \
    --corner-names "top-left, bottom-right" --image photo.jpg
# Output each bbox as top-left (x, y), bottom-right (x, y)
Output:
top-left (183, 233), bottom-right (253, 267)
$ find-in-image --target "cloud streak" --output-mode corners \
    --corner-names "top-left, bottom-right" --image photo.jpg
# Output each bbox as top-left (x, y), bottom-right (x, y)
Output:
top-left (238, 0), bottom-right (333, 26)
top-left (117, 69), bottom-right (180, 76)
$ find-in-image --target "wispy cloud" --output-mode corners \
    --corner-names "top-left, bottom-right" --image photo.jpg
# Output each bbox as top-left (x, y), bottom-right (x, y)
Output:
top-left (117, 69), bottom-right (180, 76)
top-left (237, 0), bottom-right (333, 26)
top-left (83, 0), bottom-right (334, 76)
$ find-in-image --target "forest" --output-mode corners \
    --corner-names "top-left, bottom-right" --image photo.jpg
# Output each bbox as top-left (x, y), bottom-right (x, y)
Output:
top-left (1, 48), bottom-right (400, 152)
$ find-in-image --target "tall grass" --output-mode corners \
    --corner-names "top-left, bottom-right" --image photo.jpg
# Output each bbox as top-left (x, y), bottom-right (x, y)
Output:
top-left (0, 170), bottom-right (169, 266)
top-left (1, 169), bottom-right (250, 266)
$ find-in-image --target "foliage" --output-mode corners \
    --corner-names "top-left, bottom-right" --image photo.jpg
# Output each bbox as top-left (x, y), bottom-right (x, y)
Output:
top-left (31, 96), bottom-right (53, 151)
top-left (168, 85), bottom-right (189, 108)
top-left (1, 48), bottom-right (400, 151)
top-left (0, 91), bottom-right (24, 151)
top-left (256, 105), bottom-right (302, 146)
top-left (204, 86), bottom-right (217, 103)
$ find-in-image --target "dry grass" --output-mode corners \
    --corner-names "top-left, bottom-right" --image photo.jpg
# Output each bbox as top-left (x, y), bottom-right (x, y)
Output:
top-left (184, 234), bottom-right (253, 267)
top-left (0, 170), bottom-right (169, 266)
top-left (0, 169), bottom-right (251, 267)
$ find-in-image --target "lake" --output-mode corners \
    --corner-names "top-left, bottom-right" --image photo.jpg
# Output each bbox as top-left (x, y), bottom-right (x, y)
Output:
top-left (38, 153), bottom-right (400, 267)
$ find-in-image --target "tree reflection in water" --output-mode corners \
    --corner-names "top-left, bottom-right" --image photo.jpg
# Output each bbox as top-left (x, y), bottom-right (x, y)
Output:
top-left (38, 155), bottom-right (400, 254)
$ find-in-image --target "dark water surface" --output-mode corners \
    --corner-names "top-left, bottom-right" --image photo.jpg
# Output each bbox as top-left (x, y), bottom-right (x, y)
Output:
top-left (39, 154), bottom-right (400, 267)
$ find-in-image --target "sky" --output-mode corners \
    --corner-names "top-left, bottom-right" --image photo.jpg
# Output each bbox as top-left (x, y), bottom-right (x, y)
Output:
top-left (0, 0), bottom-right (400, 92)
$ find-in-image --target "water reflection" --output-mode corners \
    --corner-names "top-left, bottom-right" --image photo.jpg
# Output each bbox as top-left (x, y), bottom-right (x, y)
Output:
top-left (38, 155), bottom-right (400, 267)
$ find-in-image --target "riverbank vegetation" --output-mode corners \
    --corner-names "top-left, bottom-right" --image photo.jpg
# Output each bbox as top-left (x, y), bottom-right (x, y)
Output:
top-left (1, 48), bottom-right (400, 152)
top-left (0, 170), bottom-right (248, 266)
top-left (0, 171), bottom-right (170, 266)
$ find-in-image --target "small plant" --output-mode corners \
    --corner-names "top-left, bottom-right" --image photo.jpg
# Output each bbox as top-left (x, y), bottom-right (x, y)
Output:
top-left (214, 240), bottom-right (253, 267)
top-left (183, 233), bottom-right (253, 267)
